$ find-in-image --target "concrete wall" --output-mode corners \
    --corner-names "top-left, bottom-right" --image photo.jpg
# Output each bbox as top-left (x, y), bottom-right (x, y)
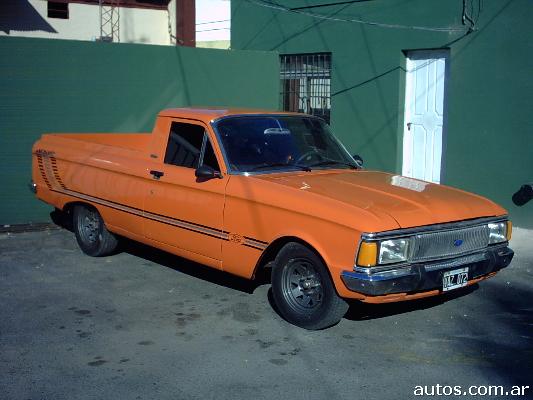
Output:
top-left (197, 40), bottom-right (230, 50)
top-left (0, 0), bottom-right (172, 45)
top-left (231, 0), bottom-right (533, 228)
top-left (0, 36), bottom-right (279, 224)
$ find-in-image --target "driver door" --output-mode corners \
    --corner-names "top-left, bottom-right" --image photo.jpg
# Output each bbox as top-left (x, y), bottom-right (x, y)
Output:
top-left (143, 118), bottom-right (227, 265)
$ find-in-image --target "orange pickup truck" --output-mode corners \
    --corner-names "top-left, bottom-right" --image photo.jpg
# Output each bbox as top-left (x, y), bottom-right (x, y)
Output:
top-left (31, 108), bottom-right (514, 329)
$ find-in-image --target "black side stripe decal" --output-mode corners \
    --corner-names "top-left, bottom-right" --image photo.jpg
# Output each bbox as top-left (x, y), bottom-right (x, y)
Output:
top-left (243, 237), bottom-right (269, 250)
top-left (52, 187), bottom-right (268, 250)
top-left (56, 188), bottom-right (228, 234)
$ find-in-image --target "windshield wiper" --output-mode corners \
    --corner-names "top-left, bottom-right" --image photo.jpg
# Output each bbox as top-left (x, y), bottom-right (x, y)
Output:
top-left (307, 159), bottom-right (358, 170)
top-left (250, 162), bottom-right (311, 172)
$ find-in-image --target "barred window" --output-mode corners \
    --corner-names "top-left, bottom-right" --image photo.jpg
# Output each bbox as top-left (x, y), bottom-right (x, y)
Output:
top-left (280, 53), bottom-right (331, 123)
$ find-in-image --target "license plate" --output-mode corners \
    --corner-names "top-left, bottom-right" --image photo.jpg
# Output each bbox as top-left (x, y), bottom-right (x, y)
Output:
top-left (442, 267), bottom-right (469, 291)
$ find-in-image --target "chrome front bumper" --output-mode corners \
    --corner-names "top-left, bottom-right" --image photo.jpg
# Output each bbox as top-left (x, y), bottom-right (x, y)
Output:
top-left (341, 245), bottom-right (514, 296)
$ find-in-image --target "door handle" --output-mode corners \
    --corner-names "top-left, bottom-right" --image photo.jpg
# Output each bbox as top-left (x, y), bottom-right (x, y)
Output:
top-left (150, 170), bottom-right (164, 180)
top-left (407, 122), bottom-right (412, 131)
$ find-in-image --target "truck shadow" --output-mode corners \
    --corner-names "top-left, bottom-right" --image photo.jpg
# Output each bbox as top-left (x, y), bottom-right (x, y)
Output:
top-left (265, 284), bottom-right (479, 325)
top-left (49, 210), bottom-right (272, 294)
top-left (344, 285), bottom-right (479, 321)
top-left (49, 211), bottom-right (486, 322)
top-left (120, 234), bottom-right (477, 323)
top-left (454, 283), bottom-right (533, 388)
top-left (119, 238), bottom-right (262, 294)
top-left (122, 236), bottom-right (479, 324)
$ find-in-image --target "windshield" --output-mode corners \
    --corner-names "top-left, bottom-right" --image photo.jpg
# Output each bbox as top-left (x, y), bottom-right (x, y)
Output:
top-left (215, 115), bottom-right (357, 173)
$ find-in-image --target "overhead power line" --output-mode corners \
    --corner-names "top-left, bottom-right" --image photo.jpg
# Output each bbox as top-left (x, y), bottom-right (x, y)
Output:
top-left (247, 0), bottom-right (467, 33)
top-left (291, 0), bottom-right (372, 11)
top-left (196, 27), bottom-right (230, 32)
top-left (196, 19), bottom-right (231, 25)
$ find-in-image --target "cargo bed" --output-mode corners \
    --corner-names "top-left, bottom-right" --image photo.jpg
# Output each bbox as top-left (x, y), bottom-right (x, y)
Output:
top-left (43, 133), bottom-right (151, 152)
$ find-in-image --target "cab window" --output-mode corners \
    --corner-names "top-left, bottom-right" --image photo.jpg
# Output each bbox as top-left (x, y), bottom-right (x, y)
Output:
top-left (164, 121), bottom-right (220, 171)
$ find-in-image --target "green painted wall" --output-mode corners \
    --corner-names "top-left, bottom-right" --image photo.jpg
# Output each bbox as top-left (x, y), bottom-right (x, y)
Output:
top-left (232, 0), bottom-right (533, 228)
top-left (0, 36), bottom-right (279, 225)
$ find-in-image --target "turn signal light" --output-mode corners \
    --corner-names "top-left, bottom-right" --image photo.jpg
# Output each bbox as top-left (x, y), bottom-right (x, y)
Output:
top-left (506, 221), bottom-right (513, 241)
top-left (357, 242), bottom-right (377, 267)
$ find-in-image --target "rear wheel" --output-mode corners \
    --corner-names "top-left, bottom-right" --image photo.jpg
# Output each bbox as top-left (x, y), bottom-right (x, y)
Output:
top-left (271, 242), bottom-right (348, 330)
top-left (73, 205), bottom-right (118, 257)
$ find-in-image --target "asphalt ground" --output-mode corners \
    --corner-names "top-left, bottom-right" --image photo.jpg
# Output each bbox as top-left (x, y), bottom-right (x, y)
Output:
top-left (1, 226), bottom-right (532, 400)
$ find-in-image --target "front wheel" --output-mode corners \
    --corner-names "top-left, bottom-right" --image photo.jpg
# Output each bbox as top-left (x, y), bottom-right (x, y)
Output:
top-left (271, 242), bottom-right (349, 330)
top-left (73, 205), bottom-right (118, 257)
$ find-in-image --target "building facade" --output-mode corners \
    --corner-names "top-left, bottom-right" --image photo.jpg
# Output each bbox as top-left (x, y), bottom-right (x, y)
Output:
top-left (0, 0), bottom-right (230, 47)
top-left (1, 0), bottom-right (174, 44)
top-left (231, 0), bottom-right (533, 227)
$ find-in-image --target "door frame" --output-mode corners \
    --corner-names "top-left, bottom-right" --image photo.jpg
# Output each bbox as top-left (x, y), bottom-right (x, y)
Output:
top-left (400, 48), bottom-right (450, 184)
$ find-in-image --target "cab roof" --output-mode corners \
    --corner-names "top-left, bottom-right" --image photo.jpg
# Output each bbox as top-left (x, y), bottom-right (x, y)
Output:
top-left (158, 107), bottom-right (306, 122)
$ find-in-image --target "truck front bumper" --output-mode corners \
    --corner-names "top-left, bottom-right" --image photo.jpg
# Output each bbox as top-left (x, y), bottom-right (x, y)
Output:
top-left (341, 245), bottom-right (513, 296)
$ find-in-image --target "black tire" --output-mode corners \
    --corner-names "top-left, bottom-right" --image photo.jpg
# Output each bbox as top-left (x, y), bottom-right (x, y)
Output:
top-left (271, 242), bottom-right (349, 330)
top-left (73, 204), bottom-right (118, 257)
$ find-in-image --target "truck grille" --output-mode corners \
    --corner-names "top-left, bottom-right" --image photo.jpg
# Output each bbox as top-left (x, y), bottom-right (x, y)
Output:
top-left (411, 225), bottom-right (490, 262)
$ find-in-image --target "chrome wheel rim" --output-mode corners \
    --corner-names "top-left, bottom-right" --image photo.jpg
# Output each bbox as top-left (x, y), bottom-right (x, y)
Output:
top-left (281, 258), bottom-right (323, 311)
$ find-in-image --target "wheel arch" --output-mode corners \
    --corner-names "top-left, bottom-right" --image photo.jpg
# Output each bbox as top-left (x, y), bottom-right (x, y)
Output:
top-left (253, 235), bottom-right (330, 281)
top-left (62, 200), bottom-right (103, 221)
top-left (63, 200), bottom-right (95, 215)
top-left (51, 200), bottom-right (97, 230)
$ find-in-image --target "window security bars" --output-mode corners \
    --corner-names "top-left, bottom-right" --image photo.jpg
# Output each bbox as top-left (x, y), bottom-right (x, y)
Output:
top-left (280, 53), bottom-right (332, 123)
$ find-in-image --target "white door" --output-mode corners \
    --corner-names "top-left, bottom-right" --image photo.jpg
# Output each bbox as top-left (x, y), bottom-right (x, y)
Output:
top-left (402, 50), bottom-right (449, 184)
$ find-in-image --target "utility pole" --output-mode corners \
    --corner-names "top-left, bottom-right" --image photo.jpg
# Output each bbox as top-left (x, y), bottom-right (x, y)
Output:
top-left (99, 0), bottom-right (120, 42)
top-left (176, 0), bottom-right (195, 47)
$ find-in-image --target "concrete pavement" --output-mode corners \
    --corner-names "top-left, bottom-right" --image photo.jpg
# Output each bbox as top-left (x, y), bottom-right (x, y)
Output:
top-left (1, 227), bottom-right (532, 400)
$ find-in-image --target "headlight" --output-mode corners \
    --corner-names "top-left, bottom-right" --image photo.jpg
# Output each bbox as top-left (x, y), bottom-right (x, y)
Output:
top-left (356, 238), bottom-right (411, 267)
top-left (488, 221), bottom-right (509, 244)
top-left (378, 238), bottom-right (410, 264)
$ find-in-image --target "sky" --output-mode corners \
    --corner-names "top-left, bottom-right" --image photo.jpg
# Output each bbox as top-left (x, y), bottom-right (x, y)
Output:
top-left (196, 0), bottom-right (230, 42)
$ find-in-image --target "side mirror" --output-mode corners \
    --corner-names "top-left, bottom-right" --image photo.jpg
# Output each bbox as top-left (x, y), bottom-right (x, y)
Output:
top-left (195, 165), bottom-right (222, 181)
top-left (352, 154), bottom-right (363, 168)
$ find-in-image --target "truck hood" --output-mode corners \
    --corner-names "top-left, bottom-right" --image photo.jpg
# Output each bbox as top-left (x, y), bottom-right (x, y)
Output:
top-left (257, 170), bottom-right (505, 229)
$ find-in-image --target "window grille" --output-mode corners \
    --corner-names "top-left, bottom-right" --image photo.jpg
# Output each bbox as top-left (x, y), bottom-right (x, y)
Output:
top-left (280, 53), bottom-right (331, 123)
